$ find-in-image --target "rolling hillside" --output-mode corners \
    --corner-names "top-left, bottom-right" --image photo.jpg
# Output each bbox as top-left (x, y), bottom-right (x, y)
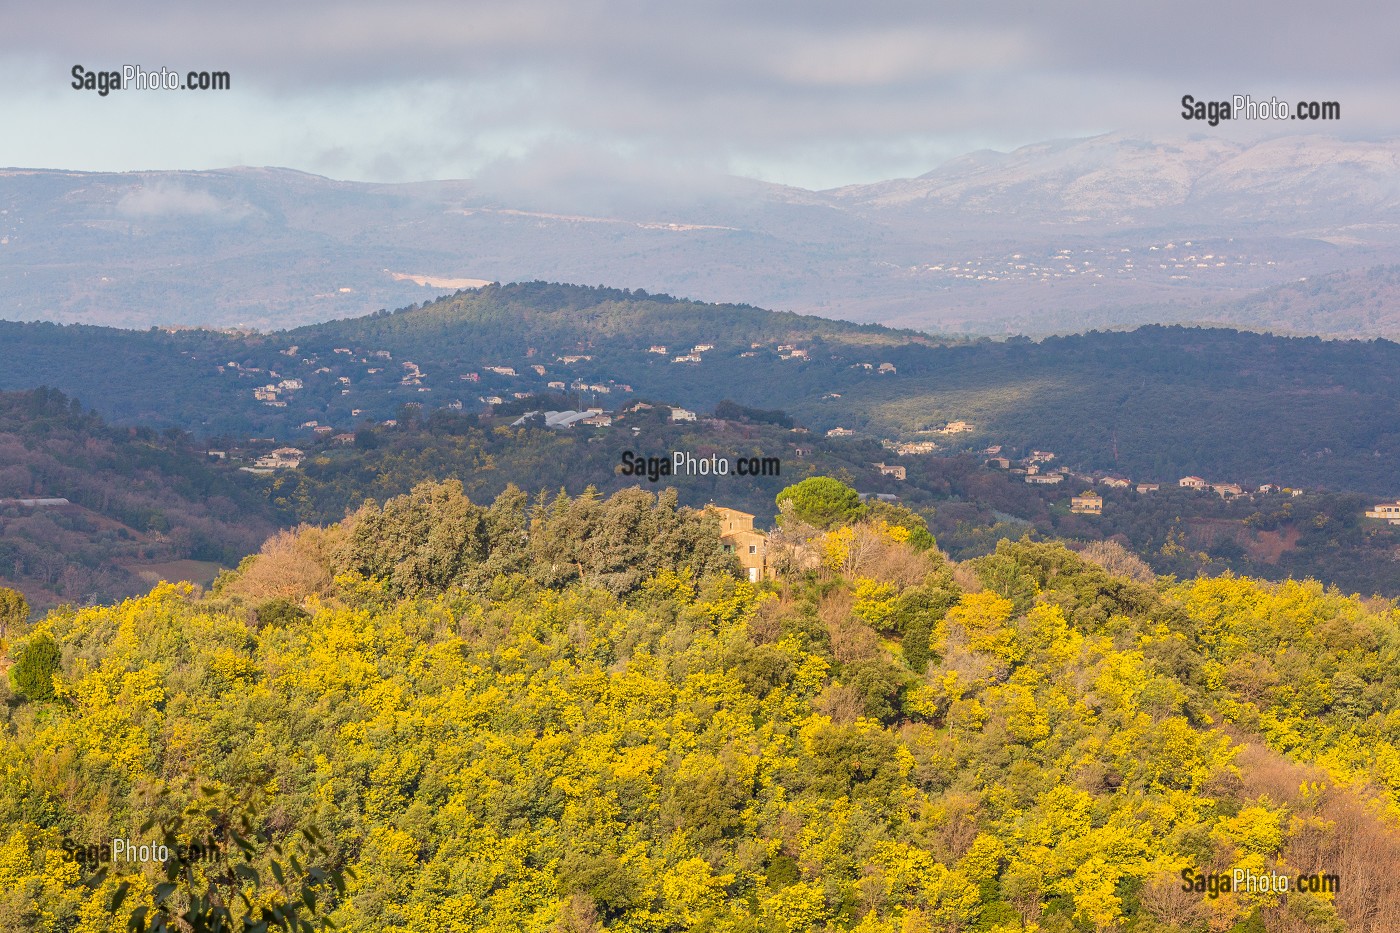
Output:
top-left (1, 283), bottom-right (1397, 496)
top-left (0, 388), bottom-right (276, 610)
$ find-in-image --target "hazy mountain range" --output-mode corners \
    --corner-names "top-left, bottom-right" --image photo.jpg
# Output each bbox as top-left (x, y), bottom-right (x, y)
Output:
top-left (4, 132), bottom-right (1400, 335)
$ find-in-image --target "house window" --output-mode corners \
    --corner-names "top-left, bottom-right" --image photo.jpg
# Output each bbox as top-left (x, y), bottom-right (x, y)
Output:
top-left (748, 545), bottom-right (757, 554)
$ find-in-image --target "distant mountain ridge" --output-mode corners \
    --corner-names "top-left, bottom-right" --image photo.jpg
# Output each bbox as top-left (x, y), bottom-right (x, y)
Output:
top-left (4, 133), bottom-right (1400, 335)
top-left (832, 134), bottom-right (1400, 226)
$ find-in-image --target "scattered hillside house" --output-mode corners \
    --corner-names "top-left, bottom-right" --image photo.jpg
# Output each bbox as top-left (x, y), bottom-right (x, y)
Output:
top-left (587, 384), bottom-right (611, 394)
top-left (485, 365), bottom-right (518, 376)
top-left (484, 396), bottom-right (503, 405)
top-left (878, 362), bottom-right (896, 374)
top-left (278, 379), bottom-right (303, 391)
top-left (333, 348), bottom-right (352, 355)
top-left (781, 349), bottom-right (810, 360)
top-left (253, 386), bottom-right (279, 402)
top-left (670, 407), bottom-right (697, 422)
top-left (826, 427), bottom-right (854, 437)
top-left (206, 450), bottom-right (227, 460)
top-left (988, 457), bottom-right (1011, 469)
top-left (1026, 473), bottom-right (1064, 485)
top-left (447, 400), bottom-right (463, 410)
top-left (1071, 491), bottom-right (1104, 514)
top-left (531, 364), bottom-right (547, 376)
top-left (460, 373), bottom-right (480, 382)
top-left (1136, 483), bottom-right (1160, 494)
top-left (941, 420), bottom-right (973, 434)
top-left (581, 411), bottom-right (613, 427)
top-left (1179, 476), bottom-right (1208, 489)
top-left (983, 445), bottom-right (1003, 455)
top-left (548, 381), bottom-right (566, 389)
top-left (558, 356), bottom-right (592, 365)
top-left (648, 345), bottom-right (668, 354)
top-left (1364, 502), bottom-right (1400, 525)
top-left (777, 344), bottom-right (796, 352)
top-left (854, 362), bottom-right (873, 370)
top-left (1213, 483), bottom-right (1244, 499)
top-left (692, 344), bottom-right (714, 353)
top-left (338, 376), bottom-right (351, 385)
top-left (710, 506), bottom-right (770, 582)
top-left (1099, 477), bottom-right (1130, 489)
top-left (513, 392), bottom-right (534, 400)
top-left (254, 447), bottom-right (304, 470)
top-left (1030, 450), bottom-right (1055, 462)
top-left (301, 420), bottom-right (320, 428)
top-left (874, 463), bottom-right (907, 481)
top-left (672, 354), bottom-right (703, 363)
top-left (893, 441), bottom-right (938, 455)
top-left (628, 402), bottom-right (655, 412)
top-left (332, 433), bottom-right (355, 445)
top-left (372, 350), bottom-right (391, 359)
top-left (313, 426), bottom-right (333, 435)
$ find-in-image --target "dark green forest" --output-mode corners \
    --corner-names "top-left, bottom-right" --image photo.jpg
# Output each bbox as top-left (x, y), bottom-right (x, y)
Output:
top-left (255, 412), bottom-right (1400, 599)
top-left (1, 385), bottom-right (1395, 614)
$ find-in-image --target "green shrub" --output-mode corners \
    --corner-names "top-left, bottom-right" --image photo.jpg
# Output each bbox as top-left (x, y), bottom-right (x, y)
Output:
top-left (10, 632), bottom-right (60, 700)
top-left (254, 598), bottom-right (309, 629)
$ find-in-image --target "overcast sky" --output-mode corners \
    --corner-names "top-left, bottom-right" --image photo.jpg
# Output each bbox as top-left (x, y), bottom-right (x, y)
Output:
top-left (3, 1), bottom-right (1396, 188)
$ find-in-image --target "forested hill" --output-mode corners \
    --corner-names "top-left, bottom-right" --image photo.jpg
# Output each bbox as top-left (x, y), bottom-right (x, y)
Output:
top-left (292, 281), bottom-right (918, 355)
top-left (2, 480), bottom-right (1398, 931)
top-left (0, 388), bottom-right (276, 609)
top-left (1, 281), bottom-right (1399, 494)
